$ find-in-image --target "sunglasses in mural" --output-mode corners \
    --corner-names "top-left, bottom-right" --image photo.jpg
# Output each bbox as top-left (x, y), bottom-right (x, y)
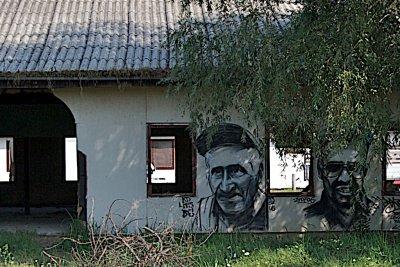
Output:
top-left (305, 147), bottom-right (375, 230)
top-left (323, 161), bottom-right (366, 180)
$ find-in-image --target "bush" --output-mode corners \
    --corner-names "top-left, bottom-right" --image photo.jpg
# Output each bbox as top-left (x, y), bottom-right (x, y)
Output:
top-left (45, 201), bottom-right (194, 267)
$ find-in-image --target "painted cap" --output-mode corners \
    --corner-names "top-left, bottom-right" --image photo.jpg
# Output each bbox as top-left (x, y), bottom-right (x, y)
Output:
top-left (195, 123), bottom-right (257, 156)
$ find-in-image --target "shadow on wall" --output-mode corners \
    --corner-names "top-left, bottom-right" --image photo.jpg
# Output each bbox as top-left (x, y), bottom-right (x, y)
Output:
top-left (85, 122), bottom-right (146, 228)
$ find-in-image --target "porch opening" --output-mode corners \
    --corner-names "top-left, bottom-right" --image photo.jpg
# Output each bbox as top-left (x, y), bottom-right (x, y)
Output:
top-left (0, 92), bottom-right (85, 234)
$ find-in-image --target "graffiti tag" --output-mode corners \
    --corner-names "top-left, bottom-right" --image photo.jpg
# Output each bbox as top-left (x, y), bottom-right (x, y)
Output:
top-left (382, 197), bottom-right (400, 225)
top-left (179, 196), bottom-right (194, 218)
top-left (293, 197), bottom-right (316, 204)
top-left (268, 197), bottom-right (276, 211)
top-left (383, 197), bottom-right (400, 214)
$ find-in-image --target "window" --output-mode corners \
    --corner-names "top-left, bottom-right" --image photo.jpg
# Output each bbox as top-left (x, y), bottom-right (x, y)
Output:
top-left (147, 124), bottom-right (195, 196)
top-left (269, 140), bottom-right (312, 195)
top-left (384, 131), bottom-right (400, 195)
top-left (150, 136), bottom-right (176, 183)
top-left (65, 137), bottom-right (78, 181)
top-left (0, 137), bottom-right (14, 182)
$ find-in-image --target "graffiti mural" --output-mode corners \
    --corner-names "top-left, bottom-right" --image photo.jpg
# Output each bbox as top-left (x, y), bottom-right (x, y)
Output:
top-left (304, 147), bottom-right (376, 230)
top-left (193, 123), bottom-right (267, 232)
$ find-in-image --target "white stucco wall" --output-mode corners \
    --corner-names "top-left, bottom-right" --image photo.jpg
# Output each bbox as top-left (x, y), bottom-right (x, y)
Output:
top-left (56, 86), bottom-right (148, 228)
top-left (55, 86), bottom-right (205, 230)
top-left (53, 86), bottom-right (389, 233)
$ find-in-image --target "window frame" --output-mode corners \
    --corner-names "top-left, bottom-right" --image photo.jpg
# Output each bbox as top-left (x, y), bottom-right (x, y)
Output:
top-left (382, 131), bottom-right (400, 196)
top-left (267, 140), bottom-right (314, 197)
top-left (64, 136), bottom-right (79, 182)
top-left (147, 124), bottom-right (196, 197)
top-left (0, 136), bottom-right (15, 183)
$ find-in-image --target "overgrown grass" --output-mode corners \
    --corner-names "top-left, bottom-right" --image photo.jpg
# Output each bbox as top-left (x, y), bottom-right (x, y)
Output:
top-left (0, 230), bottom-right (59, 266)
top-left (0, 230), bottom-right (399, 266)
top-left (193, 232), bottom-right (400, 267)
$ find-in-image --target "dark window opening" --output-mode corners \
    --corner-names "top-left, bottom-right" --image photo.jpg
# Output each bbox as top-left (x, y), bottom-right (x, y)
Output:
top-left (147, 124), bottom-right (195, 197)
top-left (383, 131), bottom-right (400, 195)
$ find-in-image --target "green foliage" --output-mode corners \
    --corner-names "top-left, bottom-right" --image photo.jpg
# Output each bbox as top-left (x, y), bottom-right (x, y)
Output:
top-left (168, 0), bottom-right (400, 160)
top-left (0, 244), bottom-right (14, 266)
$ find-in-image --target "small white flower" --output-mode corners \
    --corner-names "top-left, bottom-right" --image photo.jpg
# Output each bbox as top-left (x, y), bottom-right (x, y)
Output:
top-left (244, 252), bottom-right (250, 256)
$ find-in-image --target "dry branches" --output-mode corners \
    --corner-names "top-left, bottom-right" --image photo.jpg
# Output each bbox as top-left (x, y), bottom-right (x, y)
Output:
top-left (44, 200), bottom-right (194, 267)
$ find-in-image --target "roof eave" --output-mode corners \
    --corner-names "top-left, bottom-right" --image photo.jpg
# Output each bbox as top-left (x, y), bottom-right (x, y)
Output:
top-left (0, 69), bottom-right (169, 89)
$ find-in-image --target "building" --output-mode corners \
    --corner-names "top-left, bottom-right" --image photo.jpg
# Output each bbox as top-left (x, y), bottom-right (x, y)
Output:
top-left (0, 0), bottom-right (399, 233)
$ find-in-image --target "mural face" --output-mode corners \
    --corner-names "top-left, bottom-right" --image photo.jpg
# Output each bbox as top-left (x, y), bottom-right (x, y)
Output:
top-left (205, 146), bottom-right (261, 215)
top-left (194, 123), bottom-right (267, 232)
top-left (305, 147), bottom-right (374, 230)
top-left (321, 149), bottom-right (363, 209)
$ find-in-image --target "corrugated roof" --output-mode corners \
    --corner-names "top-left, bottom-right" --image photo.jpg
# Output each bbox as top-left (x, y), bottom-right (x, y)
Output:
top-left (0, 0), bottom-right (300, 78)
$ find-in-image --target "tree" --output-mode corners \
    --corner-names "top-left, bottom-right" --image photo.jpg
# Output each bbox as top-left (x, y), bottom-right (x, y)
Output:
top-left (167, 0), bottom-right (400, 159)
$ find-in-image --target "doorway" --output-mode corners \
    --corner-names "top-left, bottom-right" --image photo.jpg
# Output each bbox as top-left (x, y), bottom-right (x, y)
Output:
top-left (0, 92), bottom-right (84, 232)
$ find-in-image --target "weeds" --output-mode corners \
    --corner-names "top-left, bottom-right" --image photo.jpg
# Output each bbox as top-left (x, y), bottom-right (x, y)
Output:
top-left (45, 200), bottom-right (194, 266)
top-left (63, 225), bottom-right (193, 267)
top-left (0, 244), bottom-right (14, 266)
top-left (0, 231), bottom-right (51, 266)
top-left (0, 229), bottom-right (399, 266)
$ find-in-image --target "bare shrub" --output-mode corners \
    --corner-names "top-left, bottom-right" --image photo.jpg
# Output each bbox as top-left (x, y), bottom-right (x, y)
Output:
top-left (45, 200), bottom-right (195, 267)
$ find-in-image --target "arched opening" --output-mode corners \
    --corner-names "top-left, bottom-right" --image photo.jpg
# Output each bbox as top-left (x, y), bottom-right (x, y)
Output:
top-left (0, 92), bottom-right (83, 234)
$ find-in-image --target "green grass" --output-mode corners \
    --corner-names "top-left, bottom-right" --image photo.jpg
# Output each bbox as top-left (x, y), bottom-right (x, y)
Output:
top-left (0, 231), bottom-right (44, 265)
top-left (0, 230), bottom-right (399, 266)
top-left (192, 232), bottom-right (400, 267)
top-left (0, 231), bottom-right (76, 267)
top-left (0, 231), bottom-right (51, 266)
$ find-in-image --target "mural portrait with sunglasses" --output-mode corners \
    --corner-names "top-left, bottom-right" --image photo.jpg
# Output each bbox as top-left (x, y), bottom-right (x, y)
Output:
top-left (304, 145), bottom-right (375, 230)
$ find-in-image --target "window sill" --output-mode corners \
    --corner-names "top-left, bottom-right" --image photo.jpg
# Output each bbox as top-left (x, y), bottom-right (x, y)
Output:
top-left (268, 191), bottom-right (315, 197)
top-left (147, 193), bottom-right (196, 198)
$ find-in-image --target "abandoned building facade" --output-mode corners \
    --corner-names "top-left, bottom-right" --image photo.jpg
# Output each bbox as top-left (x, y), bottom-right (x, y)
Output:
top-left (0, 0), bottom-right (399, 233)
